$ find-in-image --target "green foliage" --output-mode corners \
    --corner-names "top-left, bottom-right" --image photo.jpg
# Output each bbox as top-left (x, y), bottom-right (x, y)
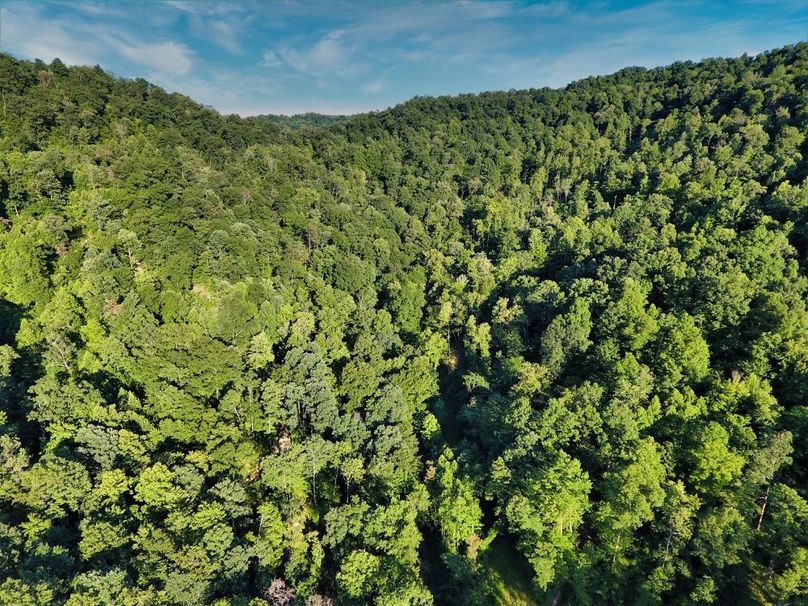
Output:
top-left (0, 44), bottom-right (806, 605)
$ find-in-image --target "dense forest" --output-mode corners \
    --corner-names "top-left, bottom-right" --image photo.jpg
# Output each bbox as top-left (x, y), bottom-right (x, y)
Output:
top-left (259, 114), bottom-right (350, 131)
top-left (0, 44), bottom-right (806, 606)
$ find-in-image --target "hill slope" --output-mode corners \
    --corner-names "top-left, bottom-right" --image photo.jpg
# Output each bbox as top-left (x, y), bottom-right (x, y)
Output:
top-left (259, 113), bottom-right (351, 130)
top-left (0, 45), bottom-right (806, 605)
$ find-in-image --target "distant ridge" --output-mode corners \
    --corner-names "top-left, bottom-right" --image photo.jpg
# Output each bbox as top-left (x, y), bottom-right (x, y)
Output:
top-left (258, 112), bottom-right (351, 130)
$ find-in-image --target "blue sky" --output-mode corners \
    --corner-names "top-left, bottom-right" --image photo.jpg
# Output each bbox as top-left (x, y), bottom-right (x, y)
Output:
top-left (1, 1), bottom-right (806, 115)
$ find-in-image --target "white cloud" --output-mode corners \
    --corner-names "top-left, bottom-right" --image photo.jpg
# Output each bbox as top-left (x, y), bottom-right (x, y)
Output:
top-left (362, 79), bottom-right (383, 94)
top-left (362, 80), bottom-right (383, 95)
top-left (104, 34), bottom-right (193, 75)
top-left (260, 50), bottom-right (282, 67)
top-left (267, 0), bottom-right (532, 79)
top-left (0, 4), bottom-right (101, 65)
top-left (63, 2), bottom-right (132, 19)
top-left (1, 2), bottom-right (193, 75)
top-left (161, 0), bottom-right (244, 16)
top-left (207, 18), bottom-right (241, 53)
top-left (165, 0), bottom-right (249, 53)
top-left (346, 0), bottom-right (519, 39)
top-left (279, 31), bottom-right (359, 76)
top-left (187, 13), bottom-right (243, 54)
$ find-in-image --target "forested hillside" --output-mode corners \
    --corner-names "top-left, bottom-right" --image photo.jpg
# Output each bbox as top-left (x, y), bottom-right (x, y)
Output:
top-left (0, 44), bottom-right (806, 606)
top-left (260, 113), bottom-right (350, 130)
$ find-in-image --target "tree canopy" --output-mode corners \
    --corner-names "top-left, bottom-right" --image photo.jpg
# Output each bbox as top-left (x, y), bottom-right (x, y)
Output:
top-left (0, 44), bottom-right (806, 605)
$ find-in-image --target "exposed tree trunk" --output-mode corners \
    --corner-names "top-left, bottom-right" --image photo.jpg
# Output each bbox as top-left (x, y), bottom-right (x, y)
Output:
top-left (550, 584), bottom-right (564, 606)
top-left (664, 526), bottom-right (674, 561)
top-left (756, 485), bottom-right (770, 531)
top-left (612, 531), bottom-right (622, 568)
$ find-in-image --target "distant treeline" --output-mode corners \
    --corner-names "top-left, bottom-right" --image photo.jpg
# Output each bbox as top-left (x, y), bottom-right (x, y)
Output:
top-left (259, 112), bottom-right (351, 130)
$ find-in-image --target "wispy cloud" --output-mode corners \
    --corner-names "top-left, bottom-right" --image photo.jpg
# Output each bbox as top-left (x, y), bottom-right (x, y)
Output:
top-left (93, 30), bottom-right (192, 75)
top-left (260, 50), bottom-right (282, 67)
top-left (0, 4), bottom-right (101, 66)
top-left (164, 0), bottom-right (251, 54)
top-left (204, 18), bottom-right (242, 54)
top-left (161, 0), bottom-right (241, 16)
top-left (362, 79), bottom-right (383, 94)
top-left (186, 12), bottom-right (246, 54)
top-left (1, 0), bottom-right (805, 116)
top-left (1, 2), bottom-right (193, 74)
top-left (277, 30), bottom-right (360, 77)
